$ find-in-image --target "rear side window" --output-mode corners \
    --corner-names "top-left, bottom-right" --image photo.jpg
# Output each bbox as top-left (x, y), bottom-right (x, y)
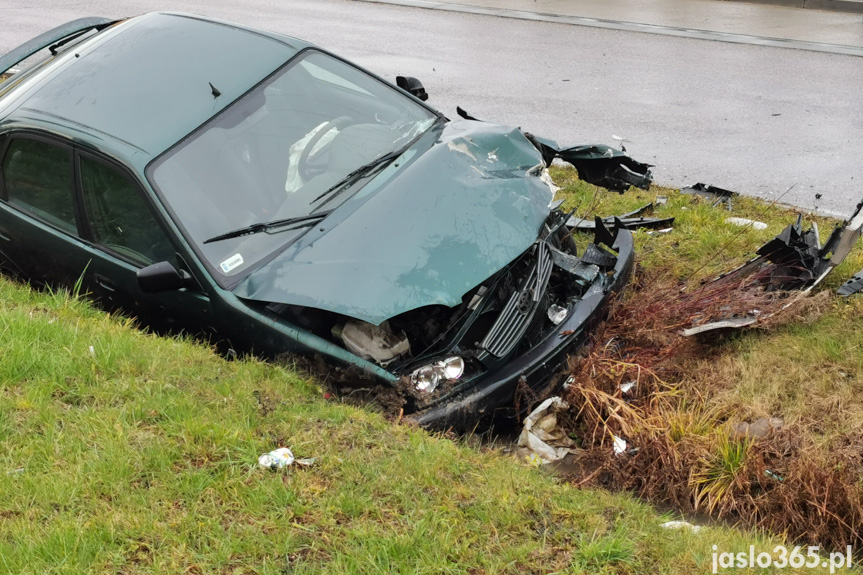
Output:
top-left (79, 155), bottom-right (174, 266)
top-left (2, 138), bottom-right (76, 233)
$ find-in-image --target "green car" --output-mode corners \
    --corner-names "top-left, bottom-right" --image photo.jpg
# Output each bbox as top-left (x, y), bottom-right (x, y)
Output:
top-left (0, 12), bottom-right (644, 429)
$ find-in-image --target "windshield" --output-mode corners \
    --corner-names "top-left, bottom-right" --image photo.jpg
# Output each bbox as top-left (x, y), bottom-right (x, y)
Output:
top-left (149, 50), bottom-right (437, 283)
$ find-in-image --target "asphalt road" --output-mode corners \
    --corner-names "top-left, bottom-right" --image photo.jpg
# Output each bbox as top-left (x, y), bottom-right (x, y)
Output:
top-left (2, 0), bottom-right (862, 216)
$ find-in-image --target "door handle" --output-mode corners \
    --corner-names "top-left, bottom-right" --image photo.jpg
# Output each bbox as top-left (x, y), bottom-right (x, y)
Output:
top-left (0, 228), bottom-right (12, 242)
top-left (93, 273), bottom-right (116, 292)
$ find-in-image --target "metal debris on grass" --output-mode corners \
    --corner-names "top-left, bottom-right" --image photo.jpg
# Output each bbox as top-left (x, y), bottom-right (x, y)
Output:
top-left (567, 202), bottom-right (675, 232)
top-left (681, 182), bottom-right (738, 210)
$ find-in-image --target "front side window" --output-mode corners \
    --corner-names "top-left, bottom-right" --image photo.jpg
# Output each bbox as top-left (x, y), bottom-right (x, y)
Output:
top-left (149, 50), bottom-right (438, 284)
top-left (80, 155), bottom-right (174, 266)
top-left (2, 138), bottom-right (76, 233)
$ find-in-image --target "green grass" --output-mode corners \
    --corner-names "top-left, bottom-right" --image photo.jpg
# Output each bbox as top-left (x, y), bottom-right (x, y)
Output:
top-left (0, 278), bottom-right (799, 574)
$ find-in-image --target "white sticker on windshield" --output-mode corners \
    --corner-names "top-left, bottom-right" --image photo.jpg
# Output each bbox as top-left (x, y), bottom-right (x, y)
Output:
top-left (220, 253), bottom-right (244, 273)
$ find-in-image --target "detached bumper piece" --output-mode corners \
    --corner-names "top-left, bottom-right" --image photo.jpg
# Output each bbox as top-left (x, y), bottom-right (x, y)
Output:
top-left (524, 133), bottom-right (653, 192)
top-left (718, 200), bottom-right (863, 292)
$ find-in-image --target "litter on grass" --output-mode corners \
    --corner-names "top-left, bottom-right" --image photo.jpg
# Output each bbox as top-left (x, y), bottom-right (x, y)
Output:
top-left (258, 447), bottom-right (315, 470)
top-left (517, 396), bottom-right (577, 463)
top-left (726, 217), bottom-right (767, 230)
top-left (619, 381), bottom-right (636, 394)
top-left (660, 520), bottom-right (702, 533)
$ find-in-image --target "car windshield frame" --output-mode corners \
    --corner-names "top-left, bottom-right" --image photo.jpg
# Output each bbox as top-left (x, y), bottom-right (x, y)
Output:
top-left (146, 47), bottom-right (442, 289)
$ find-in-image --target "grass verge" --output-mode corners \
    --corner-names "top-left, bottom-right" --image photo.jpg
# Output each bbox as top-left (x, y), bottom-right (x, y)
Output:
top-left (0, 276), bottom-right (799, 573)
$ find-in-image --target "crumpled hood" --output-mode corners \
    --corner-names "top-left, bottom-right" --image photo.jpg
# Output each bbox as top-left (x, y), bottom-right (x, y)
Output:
top-left (233, 120), bottom-right (554, 325)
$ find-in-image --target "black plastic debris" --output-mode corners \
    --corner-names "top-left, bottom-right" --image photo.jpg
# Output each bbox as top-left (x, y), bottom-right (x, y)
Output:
top-left (754, 215), bottom-right (822, 289)
top-left (620, 203), bottom-right (653, 219)
top-left (581, 243), bottom-right (618, 268)
top-left (593, 217), bottom-right (618, 247)
top-left (718, 201), bottom-right (863, 292)
top-left (567, 202), bottom-right (674, 232)
top-left (524, 133), bottom-right (653, 192)
top-left (568, 215), bottom-right (675, 232)
top-left (681, 182), bottom-right (738, 210)
top-left (456, 106), bottom-right (482, 122)
top-left (838, 270), bottom-right (863, 296)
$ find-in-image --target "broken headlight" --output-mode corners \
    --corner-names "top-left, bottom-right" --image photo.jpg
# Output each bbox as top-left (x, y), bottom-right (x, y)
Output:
top-left (410, 356), bottom-right (465, 393)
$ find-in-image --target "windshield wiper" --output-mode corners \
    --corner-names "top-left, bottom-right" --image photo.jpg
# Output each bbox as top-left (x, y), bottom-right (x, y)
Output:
top-left (309, 148), bottom-right (404, 209)
top-left (203, 210), bottom-right (333, 244)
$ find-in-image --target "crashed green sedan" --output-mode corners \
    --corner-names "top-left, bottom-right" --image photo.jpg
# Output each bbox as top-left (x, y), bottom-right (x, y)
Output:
top-left (0, 12), bottom-right (647, 429)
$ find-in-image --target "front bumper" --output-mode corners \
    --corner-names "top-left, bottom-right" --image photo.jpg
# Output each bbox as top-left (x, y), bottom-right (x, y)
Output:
top-left (409, 229), bottom-right (634, 431)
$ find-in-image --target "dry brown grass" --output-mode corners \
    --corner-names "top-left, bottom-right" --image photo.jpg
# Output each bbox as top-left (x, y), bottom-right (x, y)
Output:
top-left (557, 264), bottom-right (863, 550)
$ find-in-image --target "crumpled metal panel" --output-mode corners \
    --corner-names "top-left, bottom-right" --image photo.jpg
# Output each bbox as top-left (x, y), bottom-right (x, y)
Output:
top-left (233, 120), bottom-right (553, 326)
top-left (524, 133), bottom-right (653, 192)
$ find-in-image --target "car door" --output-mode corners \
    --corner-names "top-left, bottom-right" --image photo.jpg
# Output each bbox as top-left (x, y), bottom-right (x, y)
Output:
top-left (74, 151), bottom-right (215, 336)
top-left (0, 134), bottom-right (92, 287)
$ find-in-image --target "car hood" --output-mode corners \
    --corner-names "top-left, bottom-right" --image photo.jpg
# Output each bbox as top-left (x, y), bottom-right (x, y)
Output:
top-left (232, 120), bottom-right (554, 325)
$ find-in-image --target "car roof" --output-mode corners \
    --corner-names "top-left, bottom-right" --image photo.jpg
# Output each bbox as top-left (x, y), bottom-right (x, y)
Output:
top-left (0, 12), bottom-right (308, 165)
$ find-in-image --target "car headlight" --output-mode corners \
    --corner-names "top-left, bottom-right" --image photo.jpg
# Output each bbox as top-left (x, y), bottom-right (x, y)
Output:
top-left (410, 356), bottom-right (465, 393)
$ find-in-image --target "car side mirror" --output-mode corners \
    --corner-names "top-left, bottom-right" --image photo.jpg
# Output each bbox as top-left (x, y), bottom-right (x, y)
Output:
top-left (396, 76), bottom-right (428, 101)
top-left (137, 261), bottom-right (193, 293)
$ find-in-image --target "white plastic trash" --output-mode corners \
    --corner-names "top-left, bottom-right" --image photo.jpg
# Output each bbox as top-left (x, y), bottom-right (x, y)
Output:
top-left (259, 447), bottom-right (295, 470)
top-left (726, 217), bottom-right (767, 230)
top-left (517, 396), bottom-right (577, 463)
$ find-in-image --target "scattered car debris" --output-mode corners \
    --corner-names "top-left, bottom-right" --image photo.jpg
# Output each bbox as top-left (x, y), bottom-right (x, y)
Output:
top-left (258, 447), bottom-right (315, 470)
top-left (716, 201), bottom-right (863, 293)
top-left (682, 316), bottom-right (758, 337)
top-left (838, 269), bottom-right (863, 296)
top-left (567, 202), bottom-right (674, 232)
top-left (569, 215), bottom-right (675, 232)
top-left (681, 206), bottom-right (863, 336)
top-left (681, 182), bottom-right (738, 210)
top-left (660, 520), bottom-right (702, 533)
top-left (725, 217), bottom-right (767, 230)
top-left (525, 133), bottom-right (653, 192)
top-left (516, 396), bottom-right (578, 463)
